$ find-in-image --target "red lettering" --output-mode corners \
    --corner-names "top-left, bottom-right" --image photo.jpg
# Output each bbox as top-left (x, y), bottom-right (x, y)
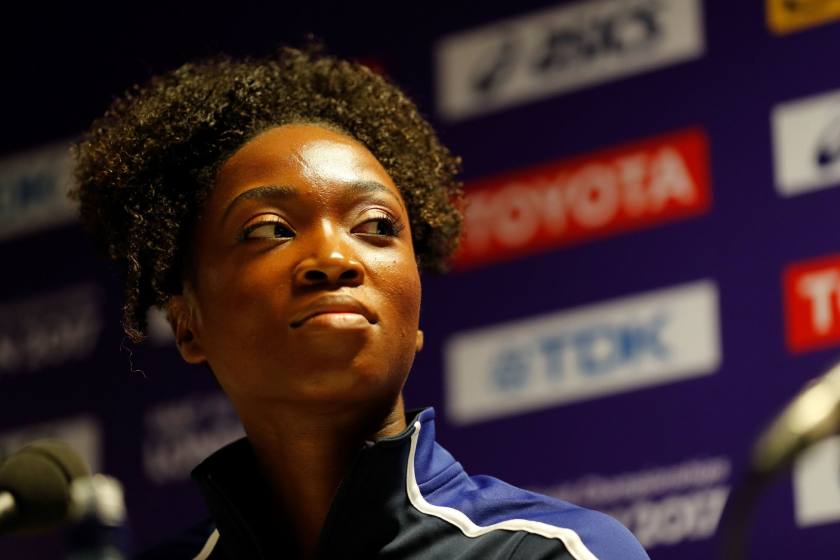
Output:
top-left (453, 128), bottom-right (712, 268)
top-left (784, 255), bottom-right (840, 353)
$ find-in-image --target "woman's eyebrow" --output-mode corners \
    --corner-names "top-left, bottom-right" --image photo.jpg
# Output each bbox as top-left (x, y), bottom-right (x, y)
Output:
top-left (345, 181), bottom-right (406, 213)
top-left (222, 181), bottom-right (406, 224)
top-left (222, 184), bottom-right (299, 223)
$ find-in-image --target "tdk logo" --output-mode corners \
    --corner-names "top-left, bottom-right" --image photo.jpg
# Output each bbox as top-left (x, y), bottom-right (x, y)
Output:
top-left (436, 0), bottom-right (704, 121)
top-left (491, 313), bottom-right (670, 392)
top-left (445, 281), bottom-right (721, 425)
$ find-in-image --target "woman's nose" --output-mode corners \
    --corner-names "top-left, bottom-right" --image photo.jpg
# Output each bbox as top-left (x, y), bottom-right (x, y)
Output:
top-left (293, 251), bottom-right (365, 287)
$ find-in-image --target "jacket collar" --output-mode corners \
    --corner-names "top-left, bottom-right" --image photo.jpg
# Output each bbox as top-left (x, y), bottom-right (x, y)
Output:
top-left (190, 408), bottom-right (436, 559)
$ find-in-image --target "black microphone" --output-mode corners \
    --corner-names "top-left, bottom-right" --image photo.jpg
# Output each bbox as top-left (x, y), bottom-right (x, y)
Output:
top-left (0, 440), bottom-right (91, 535)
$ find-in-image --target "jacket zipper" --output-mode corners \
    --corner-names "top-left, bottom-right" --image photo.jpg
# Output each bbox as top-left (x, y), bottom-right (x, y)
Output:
top-left (311, 445), bottom-right (368, 560)
top-left (206, 472), bottom-right (267, 560)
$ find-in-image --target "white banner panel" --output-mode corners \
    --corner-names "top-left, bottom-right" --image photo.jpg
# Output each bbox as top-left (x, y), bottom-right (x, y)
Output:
top-left (445, 280), bottom-right (721, 425)
top-left (793, 435), bottom-right (840, 527)
top-left (0, 416), bottom-right (103, 474)
top-left (772, 88), bottom-right (840, 197)
top-left (435, 0), bottom-right (705, 121)
top-left (0, 142), bottom-right (77, 242)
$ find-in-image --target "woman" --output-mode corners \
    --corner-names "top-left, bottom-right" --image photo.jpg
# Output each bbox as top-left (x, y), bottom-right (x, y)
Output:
top-left (71, 47), bottom-right (648, 560)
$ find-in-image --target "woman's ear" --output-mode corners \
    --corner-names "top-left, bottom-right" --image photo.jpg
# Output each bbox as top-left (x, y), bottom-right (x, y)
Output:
top-left (415, 330), bottom-right (424, 353)
top-left (167, 295), bottom-right (207, 364)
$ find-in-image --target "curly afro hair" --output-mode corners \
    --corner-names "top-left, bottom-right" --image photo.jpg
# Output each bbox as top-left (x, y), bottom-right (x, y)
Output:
top-left (70, 46), bottom-right (464, 343)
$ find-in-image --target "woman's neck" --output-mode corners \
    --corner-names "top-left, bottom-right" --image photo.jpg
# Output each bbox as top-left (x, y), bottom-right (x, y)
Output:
top-left (236, 394), bottom-right (408, 560)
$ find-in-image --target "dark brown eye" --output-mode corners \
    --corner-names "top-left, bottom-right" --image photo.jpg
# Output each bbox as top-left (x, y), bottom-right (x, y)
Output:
top-left (354, 213), bottom-right (405, 237)
top-left (241, 219), bottom-right (295, 240)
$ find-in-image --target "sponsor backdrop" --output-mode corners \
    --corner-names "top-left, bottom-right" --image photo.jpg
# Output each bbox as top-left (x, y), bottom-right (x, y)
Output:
top-left (3, 0), bottom-right (840, 558)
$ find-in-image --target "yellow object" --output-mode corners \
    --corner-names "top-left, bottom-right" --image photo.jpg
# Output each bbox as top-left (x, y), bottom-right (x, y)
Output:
top-left (767, 0), bottom-right (840, 34)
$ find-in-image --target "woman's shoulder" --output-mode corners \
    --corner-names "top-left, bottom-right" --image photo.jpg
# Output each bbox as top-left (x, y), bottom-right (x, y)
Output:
top-left (430, 467), bottom-right (650, 560)
top-left (409, 412), bottom-right (648, 559)
top-left (413, 439), bottom-right (648, 560)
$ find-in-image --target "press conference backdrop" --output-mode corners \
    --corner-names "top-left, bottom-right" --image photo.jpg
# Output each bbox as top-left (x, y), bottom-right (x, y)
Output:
top-left (3, 1), bottom-right (840, 558)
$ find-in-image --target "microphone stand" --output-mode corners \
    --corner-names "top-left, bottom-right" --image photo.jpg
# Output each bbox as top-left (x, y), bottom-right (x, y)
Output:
top-left (717, 470), bottom-right (769, 560)
top-left (717, 356), bottom-right (840, 560)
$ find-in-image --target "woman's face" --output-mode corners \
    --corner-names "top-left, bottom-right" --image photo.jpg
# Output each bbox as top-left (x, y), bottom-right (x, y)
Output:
top-left (170, 124), bottom-right (422, 411)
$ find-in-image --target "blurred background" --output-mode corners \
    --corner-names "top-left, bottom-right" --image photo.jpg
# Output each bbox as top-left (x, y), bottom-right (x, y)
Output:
top-left (3, 0), bottom-right (840, 558)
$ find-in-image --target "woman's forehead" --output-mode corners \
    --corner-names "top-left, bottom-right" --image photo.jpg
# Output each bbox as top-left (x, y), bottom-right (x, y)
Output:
top-left (214, 124), bottom-right (402, 205)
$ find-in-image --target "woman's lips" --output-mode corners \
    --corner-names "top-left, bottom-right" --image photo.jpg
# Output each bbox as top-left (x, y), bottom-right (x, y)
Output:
top-left (295, 312), bottom-right (371, 329)
top-left (290, 295), bottom-right (377, 329)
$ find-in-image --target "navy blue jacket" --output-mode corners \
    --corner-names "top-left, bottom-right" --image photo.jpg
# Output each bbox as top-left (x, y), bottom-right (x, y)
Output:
top-left (137, 408), bottom-right (648, 560)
